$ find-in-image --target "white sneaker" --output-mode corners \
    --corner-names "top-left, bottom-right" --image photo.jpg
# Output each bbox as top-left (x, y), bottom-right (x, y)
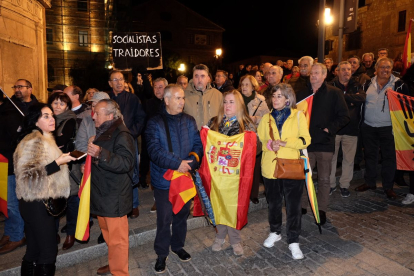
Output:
top-left (402, 193), bottom-right (414, 205)
top-left (289, 243), bottom-right (304, 260)
top-left (263, 232), bottom-right (281, 248)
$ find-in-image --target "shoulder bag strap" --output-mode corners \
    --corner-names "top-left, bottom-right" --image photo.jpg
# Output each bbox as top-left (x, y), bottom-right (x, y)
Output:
top-left (252, 100), bottom-right (263, 116)
top-left (161, 115), bottom-right (173, 153)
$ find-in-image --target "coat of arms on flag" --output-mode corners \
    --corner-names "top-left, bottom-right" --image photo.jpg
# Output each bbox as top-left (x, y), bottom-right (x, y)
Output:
top-left (193, 127), bottom-right (256, 230)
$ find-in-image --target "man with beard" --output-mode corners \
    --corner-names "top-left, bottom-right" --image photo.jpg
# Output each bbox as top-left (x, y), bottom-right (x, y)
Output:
top-left (10, 79), bottom-right (38, 114)
top-left (184, 64), bottom-right (222, 129)
top-left (328, 61), bottom-right (366, 198)
top-left (288, 56), bottom-right (313, 99)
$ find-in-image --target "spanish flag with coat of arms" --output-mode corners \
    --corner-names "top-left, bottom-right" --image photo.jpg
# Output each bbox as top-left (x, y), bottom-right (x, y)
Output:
top-left (193, 127), bottom-right (256, 230)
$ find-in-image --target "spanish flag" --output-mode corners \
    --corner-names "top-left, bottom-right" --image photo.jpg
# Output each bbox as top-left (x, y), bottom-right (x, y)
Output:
top-left (75, 155), bottom-right (91, 241)
top-left (0, 154), bottom-right (7, 218)
top-left (164, 170), bottom-right (196, 214)
top-left (296, 94), bottom-right (314, 128)
top-left (402, 19), bottom-right (413, 76)
top-left (388, 90), bottom-right (414, 171)
top-left (193, 127), bottom-right (256, 230)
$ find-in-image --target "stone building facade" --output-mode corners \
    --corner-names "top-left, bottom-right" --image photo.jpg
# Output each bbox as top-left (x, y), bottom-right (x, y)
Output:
top-left (45, 0), bottom-right (110, 88)
top-left (0, 0), bottom-right (50, 101)
top-left (326, 0), bottom-right (414, 62)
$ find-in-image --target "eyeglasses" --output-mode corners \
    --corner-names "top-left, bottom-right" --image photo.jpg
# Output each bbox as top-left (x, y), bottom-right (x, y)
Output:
top-left (110, 78), bottom-right (124, 82)
top-left (12, 85), bottom-right (29, 89)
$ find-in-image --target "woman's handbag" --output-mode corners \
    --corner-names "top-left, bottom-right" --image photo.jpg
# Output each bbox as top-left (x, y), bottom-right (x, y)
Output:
top-left (268, 113), bottom-right (305, 180)
top-left (43, 197), bottom-right (67, 217)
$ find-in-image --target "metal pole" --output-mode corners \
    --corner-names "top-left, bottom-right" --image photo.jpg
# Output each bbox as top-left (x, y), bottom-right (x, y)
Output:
top-left (0, 87), bottom-right (25, 117)
top-left (318, 0), bottom-right (326, 62)
top-left (337, 0), bottom-right (345, 62)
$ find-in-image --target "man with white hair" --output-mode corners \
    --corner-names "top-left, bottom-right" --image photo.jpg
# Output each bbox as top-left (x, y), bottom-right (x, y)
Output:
top-left (298, 63), bottom-right (350, 225)
top-left (146, 84), bottom-right (203, 273)
top-left (261, 65), bottom-right (283, 109)
top-left (288, 56), bottom-right (313, 96)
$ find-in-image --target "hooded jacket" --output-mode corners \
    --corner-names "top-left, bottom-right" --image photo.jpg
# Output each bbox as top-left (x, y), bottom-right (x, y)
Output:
top-left (184, 79), bottom-right (223, 129)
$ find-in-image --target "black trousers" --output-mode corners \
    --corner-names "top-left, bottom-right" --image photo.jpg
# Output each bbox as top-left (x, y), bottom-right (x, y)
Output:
top-left (263, 177), bottom-right (304, 244)
top-left (250, 152), bottom-right (262, 200)
top-left (19, 200), bottom-right (57, 264)
top-left (154, 188), bottom-right (191, 257)
top-left (361, 123), bottom-right (396, 190)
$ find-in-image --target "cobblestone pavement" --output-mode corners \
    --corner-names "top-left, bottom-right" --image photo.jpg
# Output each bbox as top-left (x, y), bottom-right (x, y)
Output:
top-left (57, 178), bottom-right (414, 276)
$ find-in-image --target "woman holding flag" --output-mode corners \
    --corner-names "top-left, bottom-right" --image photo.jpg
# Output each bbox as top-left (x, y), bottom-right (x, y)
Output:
top-left (206, 90), bottom-right (259, 256)
top-left (14, 103), bottom-right (75, 275)
top-left (257, 84), bottom-right (311, 260)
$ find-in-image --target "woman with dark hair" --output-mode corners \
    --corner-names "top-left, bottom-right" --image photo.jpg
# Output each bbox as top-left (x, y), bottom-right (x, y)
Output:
top-left (257, 83), bottom-right (311, 260)
top-left (47, 92), bottom-right (78, 250)
top-left (14, 102), bottom-right (75, 275)
top-left (208, 90), bottom-right (260, 256)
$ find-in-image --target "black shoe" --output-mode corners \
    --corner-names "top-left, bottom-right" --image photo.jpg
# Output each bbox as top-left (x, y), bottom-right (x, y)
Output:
top-left (385, 189), bottom-right (397, 200)
top-left (302, 208), bottom-right (307, 215)
top-left (89, 220), bottom-right (94, 228)
top-left (21, 260), bottom-right (35, 276)
top-left (320, 210), bottom-right (326, 225)
top-left (171, 248), bottom-right (191, 262)
top-left (154, 256), bottom-right (167, 274)
top-left (61, 225), bottom-right (67, 233)
top-left (97, 233), bottom-right (105, 244)
top-left (250, 198), bottom-right (259, 204)
top-left (34, 263), bottom-right (55, 276)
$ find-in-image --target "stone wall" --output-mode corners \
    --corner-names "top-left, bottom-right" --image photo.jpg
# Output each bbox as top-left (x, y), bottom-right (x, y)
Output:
top-left (0, 0), bottom-right (50, 102)
top-left (326, 0), bottom-right (414, 62)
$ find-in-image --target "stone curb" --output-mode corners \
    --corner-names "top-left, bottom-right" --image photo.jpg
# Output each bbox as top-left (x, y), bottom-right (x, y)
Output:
top-left (0, 168), bottom-right (365, 275)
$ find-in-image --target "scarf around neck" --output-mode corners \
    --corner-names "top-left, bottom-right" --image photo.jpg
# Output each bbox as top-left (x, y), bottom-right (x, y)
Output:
top-left (242, 90), bottom-right (256, 108)
top-left (271, 107), bottom-right (291, 138)
top-left (55, 109), bottom-right (77, 136)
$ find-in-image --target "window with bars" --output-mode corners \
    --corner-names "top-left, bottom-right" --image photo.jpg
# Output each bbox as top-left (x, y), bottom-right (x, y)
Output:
top-left (46, 28), bottom-right (53, 45)
top-left (79, 31), bottom-right (88, 47)
top-left (398, 10), bottom-right (406, 32)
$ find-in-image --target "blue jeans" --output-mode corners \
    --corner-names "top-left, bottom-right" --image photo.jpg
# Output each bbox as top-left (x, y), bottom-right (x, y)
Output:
top-left (5, 175), bottom-right (25, 241)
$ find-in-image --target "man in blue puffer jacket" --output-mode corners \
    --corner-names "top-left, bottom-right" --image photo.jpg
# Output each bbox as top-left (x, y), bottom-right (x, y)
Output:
top-left (146, 84), bottom-right (203, 274)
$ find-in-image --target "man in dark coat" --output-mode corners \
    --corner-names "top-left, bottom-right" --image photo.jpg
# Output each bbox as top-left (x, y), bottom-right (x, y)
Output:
top-left (288, 56), bottom-right (313, 96)
top-left (108, 70), bottom-right (146, 219)
top-left (0, 95), bottom-right (26, 255)
top-left (214, 70), bottom-right (235, 93)
top-left (297, 63), bottom-right (350, 225)
top-left (348, 56), bottom-right (371, 85)
top-left (87, 99), bottom-right (135, 276)
top-left (10, 79), bottom-right (38, 115)
top-left (362, 52), bottom-right (376, 78)
top-left (328, 61), bottom-right (366, 198)
top-left (146, 84), bottom-right (203, 274)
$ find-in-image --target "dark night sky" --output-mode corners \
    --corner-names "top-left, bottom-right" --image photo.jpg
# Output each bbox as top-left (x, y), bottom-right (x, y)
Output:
top-left (176, 0), bottom-right (321, 62)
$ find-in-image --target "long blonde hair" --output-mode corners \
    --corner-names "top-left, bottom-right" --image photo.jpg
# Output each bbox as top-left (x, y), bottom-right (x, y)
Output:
top-left (210, 90), bottom-right (255, 132)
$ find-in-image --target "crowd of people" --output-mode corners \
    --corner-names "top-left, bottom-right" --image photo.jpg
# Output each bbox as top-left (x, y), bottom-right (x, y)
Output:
top-left (0, 46), bottom-right (414, 275)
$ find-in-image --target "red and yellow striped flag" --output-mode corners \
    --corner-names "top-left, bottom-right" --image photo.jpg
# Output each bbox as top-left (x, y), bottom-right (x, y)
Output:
top-left (402, 19), bottom-right (413, 76)
top-left (297, 94), bottom-right (314, 128)
top-left (195, 127), bottom-right (256, 230)
top-left (164, 170), bottom-right (196, 214)
top-left (0, 154), bottom-right (8, 218)
top-left (388, 90), bottom-right (414, 170)
top-left (75, 155), bottom-right (91, 241)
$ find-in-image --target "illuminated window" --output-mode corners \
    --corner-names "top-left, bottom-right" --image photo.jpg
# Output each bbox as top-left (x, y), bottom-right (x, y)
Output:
top-left (46, 28), bottom-right (53, 45)
top-left (79, 31), bottom-right (88, 47)
top-left (78, 0), bottom-right (87, 12)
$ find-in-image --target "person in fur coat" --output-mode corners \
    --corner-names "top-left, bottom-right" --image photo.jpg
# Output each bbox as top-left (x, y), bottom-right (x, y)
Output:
top-left (14, 103), bottom-right (75, 276)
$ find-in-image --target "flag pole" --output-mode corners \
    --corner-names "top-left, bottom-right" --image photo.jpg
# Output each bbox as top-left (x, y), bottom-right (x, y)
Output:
top-left (0, 87), bottom-right (25, 117)
top-left (297, 93), bottom-right (315, 104)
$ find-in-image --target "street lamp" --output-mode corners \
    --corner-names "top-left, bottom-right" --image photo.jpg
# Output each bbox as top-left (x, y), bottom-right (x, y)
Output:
top-left (325, 8), bottom-right (333, 25)
top-left (215, 48), bottom-right (222, 58)
top-left (178, 63), bottom-right (186, 72)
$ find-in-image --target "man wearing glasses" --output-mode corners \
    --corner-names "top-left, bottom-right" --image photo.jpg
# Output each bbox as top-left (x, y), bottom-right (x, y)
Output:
top-left (108, 70), bottom-right (146, 219)
top-left (10, 79), bottom-right (39, 114)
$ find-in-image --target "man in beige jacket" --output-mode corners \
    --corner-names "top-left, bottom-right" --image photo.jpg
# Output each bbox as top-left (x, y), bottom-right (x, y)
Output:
top-left (184, 64), bottom-right (223, 129)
